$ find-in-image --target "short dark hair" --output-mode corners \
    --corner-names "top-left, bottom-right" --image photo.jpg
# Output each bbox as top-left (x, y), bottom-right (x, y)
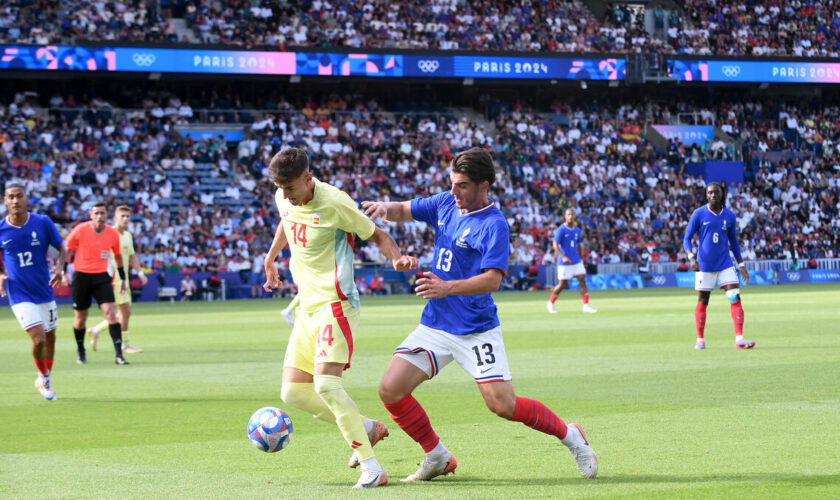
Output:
top-left (451, 147), bottom-right (495, 186)
top-left (3, 181), bottom-right (25, 194)
top-left (91, 201), bottom-right (107, 210)
top-left (705, 181), bottom-right (727, 206)
top-left (269, 148), bottom-right (309, 184)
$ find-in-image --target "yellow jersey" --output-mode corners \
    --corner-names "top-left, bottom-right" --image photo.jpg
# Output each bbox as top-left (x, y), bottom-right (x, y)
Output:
top-left (107, 228), bottom-right (134, 281)
top-left (275, 178), bottom-right (375, 313)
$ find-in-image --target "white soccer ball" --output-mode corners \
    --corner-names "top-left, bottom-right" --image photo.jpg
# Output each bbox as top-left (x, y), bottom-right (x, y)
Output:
top-left (247, 407), bottom-right (293, 452)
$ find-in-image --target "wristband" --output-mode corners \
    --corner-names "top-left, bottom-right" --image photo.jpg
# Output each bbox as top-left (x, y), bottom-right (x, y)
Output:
top-left (737, 262), bottom-right (746, 269)
top-left (118, 268), bottom-right (127, 281)
top-left (138, 271), bottom-right (146, 278)
top-left (687, 251), bottom-right (695, 260)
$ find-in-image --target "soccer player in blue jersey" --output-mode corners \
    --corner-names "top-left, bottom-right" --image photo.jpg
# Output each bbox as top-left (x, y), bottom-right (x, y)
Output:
top-left (683, 182), bottom-right (754, 350)
top-left (0, 183), bottom-right (67, 400)
top-left (547, 208), bottom-right (597, 314)
top-left (362, 147), bottom-right (597, 482)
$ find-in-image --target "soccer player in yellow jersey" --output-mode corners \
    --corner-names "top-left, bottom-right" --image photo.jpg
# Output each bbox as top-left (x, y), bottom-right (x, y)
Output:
top-left (87, 206), bottom-right (148, 355)
top-left (263, 147), bottom-right (417, 489)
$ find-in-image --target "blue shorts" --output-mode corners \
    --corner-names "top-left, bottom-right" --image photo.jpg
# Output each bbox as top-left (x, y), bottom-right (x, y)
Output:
top-left (250, 272), bottom-right (262, 285)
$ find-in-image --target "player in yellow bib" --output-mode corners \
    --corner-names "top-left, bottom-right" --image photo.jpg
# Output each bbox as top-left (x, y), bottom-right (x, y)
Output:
top-left (263, 147), bottom-right (417, 489)
top-left (87, 205), bottom-right (148, 355)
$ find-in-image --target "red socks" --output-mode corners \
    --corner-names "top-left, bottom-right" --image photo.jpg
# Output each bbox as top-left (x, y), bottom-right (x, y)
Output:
top-left (33, 358), bottom-right (48, 375)
top-left (45, 358), bottom-right (53, 372)
top-left (384, 394), bottom-right (440, 453)
top-left (695, 302), bottom-right (707, 339)
top-left (730, 300), bottom-right (744, 336)
top-left (582, 293), bottom-right (590, 305)
top-left (511, 396), bottom-right (568, 440)
top-left (549, 293), bottom-right (557, 303)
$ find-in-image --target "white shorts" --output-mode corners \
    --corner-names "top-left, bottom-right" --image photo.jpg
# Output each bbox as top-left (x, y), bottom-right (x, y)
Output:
top-left (558, 262), bottom-right (586, 281)
top-left (695, 266), bottom-right (739, 291)
top-left (394, 324), bottom-right (511, 384)
top-left (11, 301), bottom-right (58, 332)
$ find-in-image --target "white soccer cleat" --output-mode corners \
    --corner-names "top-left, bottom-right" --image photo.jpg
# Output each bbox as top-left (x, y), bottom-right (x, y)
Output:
top-left (695, 340), bottom-right (706, 350)
top-left (582, 304), bottom-right (597, 314)
top-left (281, 309), bottom-right (295, 326)
top-left (565, 423), bottom-right (597, 478)
top-left (352, 468), bottom-right (388, 489)
top-left (122, 343), bottom-right (144, 354)
top-left (547, 301), bottom-right (557, 314)
top-left (35, 375), bottom-right (56, 401)
top-left (88, 327), bottom-right (100, 351)
top-left (349, 419), bottom-right (390, 468)
top-left (402, 453), bottom-right (458, 482)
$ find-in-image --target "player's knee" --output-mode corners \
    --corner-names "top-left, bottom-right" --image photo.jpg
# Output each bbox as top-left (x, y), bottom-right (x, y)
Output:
top-left (31, 333), bottom-right (46, 349)
top-left (312, 374), bottom-right (341, 398)
top-left (485, 394), bottom-right (516, 419)
top-left (378, 380), bottom-right (404, 405)
top-left (280, 383), bottom-right (305, 408)
top-left (725, 288), bottom-right (741, 303)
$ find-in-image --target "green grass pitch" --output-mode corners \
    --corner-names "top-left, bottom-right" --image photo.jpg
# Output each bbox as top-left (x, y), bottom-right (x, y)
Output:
top-left (1, 284), bottom-right (839, 499)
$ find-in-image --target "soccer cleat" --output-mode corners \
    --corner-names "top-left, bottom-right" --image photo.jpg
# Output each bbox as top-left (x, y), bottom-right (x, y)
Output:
top-left (566, 423), bottom-right (598, 479)
top-left (281, 309), bottom-right (295, 326)
top-left (349, 419), bottom-right (390, 468)
top-left (547, 301), bottom-right (557, 314)
top-left (735, 339), bottom-right (756, 349)
top-left (35, 375), bottom-right (56, 400)
top-left (76, 350), bottom-right (87, 365)
top-left (695, 340), bottom-right (706, 350)
top-left (582, 304), bottom-right (597, 314)
top-left (352, 468), bottom-right (388, 489)
top-left (402, 453), bottom-right (458, 482)
top-left (115, 356), bottom-right (130, 365)
top-left (88, 327), bottom-right (100, 351)
top-left (122, 343), bottom-right (144, 354)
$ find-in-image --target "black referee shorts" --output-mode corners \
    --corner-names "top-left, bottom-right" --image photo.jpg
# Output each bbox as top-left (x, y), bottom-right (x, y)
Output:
top-left (72, 271), bottom-right (115, 310)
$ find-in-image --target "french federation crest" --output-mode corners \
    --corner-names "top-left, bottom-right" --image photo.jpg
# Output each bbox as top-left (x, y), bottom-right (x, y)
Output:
top-left (456, 228), bottom-right (471, 248)
top-left (31, 231), bottom-right (40, 246)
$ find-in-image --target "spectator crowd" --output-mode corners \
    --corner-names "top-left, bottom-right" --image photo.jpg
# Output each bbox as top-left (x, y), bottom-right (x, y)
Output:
top-left (2, 0), bottom-right (840, 57)
top-left (0, 87), bottom-right (837, 281)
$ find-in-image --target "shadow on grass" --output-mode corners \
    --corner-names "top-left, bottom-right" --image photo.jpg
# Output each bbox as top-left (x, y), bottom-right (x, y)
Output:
top-left (373, 472), bottom-right (840, 487)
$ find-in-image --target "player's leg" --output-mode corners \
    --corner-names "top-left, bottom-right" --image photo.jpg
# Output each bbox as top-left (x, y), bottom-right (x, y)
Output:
top-left (72, 274), bottom-right (93, 364)
top-left (547, 266), bottom-right (565, 313)
top-left (281, 292), bottom-right (299, 325)
top-left (694, 271), bottom-right (715, 349)
top-left (88, 319), bottom-right (108, 351)
top-left (27, 324), bottom-right (56, 400)
top-left (96, 275), bottom-right (129, 364)
top-left (383, 326), bottom-right (458, 482)
top-left (120, 302), bottom-right (142, 354)
top-left (458, 327), bottom-right (596, 478)
top-left (37, 302), bottom-right (58, 378)
top-left (311, 304), bottom-right (386, 488)
top-left (578, 270), bottom-right (596, 313)
top-left (477, 380), bottom-right (597, 478)
top-left (721, 273), bottom-right (754, 349)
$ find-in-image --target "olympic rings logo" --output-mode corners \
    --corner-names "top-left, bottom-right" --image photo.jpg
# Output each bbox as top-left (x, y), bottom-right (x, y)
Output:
top-left (132, 53), bottom-right (156, 67)
top-left (652, 275), bottom-right (666, 285)
top-left (417, 60), bottom-right (440, 72)
top-left (721, 65), bottom-right (741, 78)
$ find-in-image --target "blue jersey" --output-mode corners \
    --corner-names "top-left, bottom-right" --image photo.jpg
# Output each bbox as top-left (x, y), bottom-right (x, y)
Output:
top-left (411, 192), bottom-right (509, 335)
top-left (554, 224), bottom-right (582, 265)
top-left (683, 205), bottom-right (742, 272)
top-left (0, 213), bottom-right (64, 305)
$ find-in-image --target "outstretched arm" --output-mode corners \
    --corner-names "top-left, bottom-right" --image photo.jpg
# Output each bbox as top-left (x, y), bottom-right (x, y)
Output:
top-left (361, 200), bottom-right (414, 224)
top-left (369, 227), bottom-right (418, 271)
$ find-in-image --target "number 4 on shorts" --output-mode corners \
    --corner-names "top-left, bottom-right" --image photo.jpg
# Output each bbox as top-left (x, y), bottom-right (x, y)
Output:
top-left (320, 325), bottom-right (334, 346)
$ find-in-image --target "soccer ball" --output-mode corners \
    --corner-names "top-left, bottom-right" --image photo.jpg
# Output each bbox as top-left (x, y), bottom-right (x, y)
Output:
top-left (247, 407), bottom-right (293, 452)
